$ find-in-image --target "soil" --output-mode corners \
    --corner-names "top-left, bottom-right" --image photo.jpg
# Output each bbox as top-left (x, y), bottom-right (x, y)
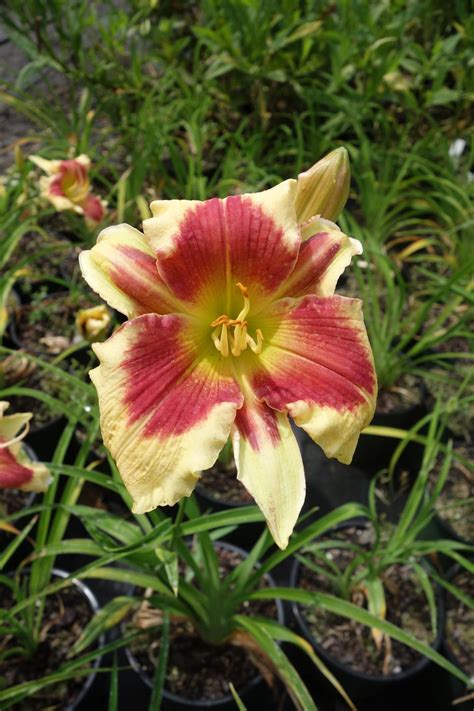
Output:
top-left (444, 570), bottom-right (474, 676)
top-left (129, 545), bottom-right (279, 701)
top-left (297, 525), bottom-right (435, 676)
top-left (432, 443), bottom-right (474, 543)
top-left (11, 292), bottom-right (100, 357)
top-left (0, 581), bottom-right (97, 710)
top-left (198, 460), bottom-right (253, 505)
top-left (60, 244), bottom-right (83, 282)
top-left (0, 487), bottom-right (33, 517)
top-left (376, 373), bottom-right (424, 415)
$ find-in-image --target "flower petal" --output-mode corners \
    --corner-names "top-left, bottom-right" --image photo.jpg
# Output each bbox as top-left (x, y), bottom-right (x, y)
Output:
top-left (233, 394), bottom-right (305, 549)
top-left (0, 406), bottom-right (31, 442)
top-left (143, 180), bottom-right (300, 314)
top-left (250, 295), bottom-right (377, 463)
top-left (79, 224), bottom-right (181, 318)
top-left (91, 313), bottom-right (243, 512)
top-left (278, 219), bottom-right (362, 299)
top-left (0, 442), bottom-right (35, 489)
top-left (29, 155), bottom-right (60, 174)
top-left (81, 193), bottom-right (106, 223)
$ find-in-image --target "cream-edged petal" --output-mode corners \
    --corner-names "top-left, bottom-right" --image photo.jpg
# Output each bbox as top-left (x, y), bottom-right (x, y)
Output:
top-left (0, 405), bottom-right (32, 442)
top-left (29, 155), bottom-right (61, 174)
top-left (0, 442), bottom-right (34, 489)
top-left (143, 180), bottom-right (300, 315)
top-left (79, 224), bottom-right (181, 318)
top-left (0, 412), bottom-right (33, 442)
top-left (233, 393), bottom-right (305, 549)
top-left (278, 219), bottom-right (363, 299)
top-left (75, 154), bottom-right (91, 169)
top-left (250, 294), bottom-right (377, 464)
top-left (90, 313), bottom-right (243, 512)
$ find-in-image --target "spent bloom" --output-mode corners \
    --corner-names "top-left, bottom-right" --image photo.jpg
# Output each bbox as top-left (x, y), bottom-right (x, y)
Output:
top-left (80, 148), bottom-right (376, 548)
top-left (29, 154), bottom-right (106, 223)
top-left (0, 402), bottom-right (51, 492)
top-left (75, 304), bottom-right (111, 341)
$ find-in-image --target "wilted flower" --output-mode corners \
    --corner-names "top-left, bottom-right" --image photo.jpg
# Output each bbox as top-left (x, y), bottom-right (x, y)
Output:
top-left (75, 304), bottom-right (111, 340)
top-left (0, 402), bottom-right (51, 492)
top-left (80, 151), bottom-right (377, 548)
top-left (29, 154), bottom-right (106, 223)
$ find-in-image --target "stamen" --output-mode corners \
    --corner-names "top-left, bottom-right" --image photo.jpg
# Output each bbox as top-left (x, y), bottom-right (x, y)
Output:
top-left (247, 328), bottom-right (264, 354)
top-left (210, 284), bottom-right (263, 358)
top-left (220, 324), bottom-right (229, 357)
top-left (212, 326), bottom-right (222, 351)
top-left (211, 314), bottom-right (230, 328)
top-left (240, 322), bottom-right (248, 350)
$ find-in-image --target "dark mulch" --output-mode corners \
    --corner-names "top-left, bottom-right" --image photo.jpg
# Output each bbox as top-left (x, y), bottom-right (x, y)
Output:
top-left (0, 487), bottom-right (32, 517)
top-left (376, 374), bottom-right (424, 415)
top-left (198, 461), bottom-right (253, 505)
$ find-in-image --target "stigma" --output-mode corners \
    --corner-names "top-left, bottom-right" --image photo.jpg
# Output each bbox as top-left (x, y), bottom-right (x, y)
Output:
top-left (211, 283), bottom-right (264, 358)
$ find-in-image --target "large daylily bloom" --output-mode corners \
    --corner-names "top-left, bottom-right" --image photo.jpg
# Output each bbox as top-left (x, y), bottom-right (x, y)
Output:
top-left (80, 162), bottom-right (377, 548)
top-left (30, 154), bottom-right (106, 223)
top-left (0, 402), bottom-right (51, 492)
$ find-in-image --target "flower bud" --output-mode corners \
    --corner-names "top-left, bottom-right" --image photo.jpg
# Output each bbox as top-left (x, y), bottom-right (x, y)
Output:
top-left (294, 147), bottom-right (350, 223)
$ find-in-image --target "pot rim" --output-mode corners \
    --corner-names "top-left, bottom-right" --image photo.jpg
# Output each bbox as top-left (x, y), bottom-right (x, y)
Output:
top-left (290, 521), bottom-right (445, 685)
top-left (442, 564), bottom-right (472, 676)
top-left (2, 567), bottom-right (103, 711)
top-left (195, 480), bottom-right (254, 509)
top-left (125, 539), bottom-right (285, 706)
top-left (52, 568), bottom-right (104, 711)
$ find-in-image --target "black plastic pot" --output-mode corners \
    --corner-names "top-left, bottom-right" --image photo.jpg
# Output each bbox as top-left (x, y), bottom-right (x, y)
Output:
top-left (55, 568), bottom-right (104, 711)
top-left (352, 393), bottom-right (427, 478)
top-left (290, 546), bottom-right (447, 710)
top-left (441, 565), bottom-right (473, 711)
top-left (433, 511), bottom-right (473, 549)
top-left (24, 413), bottom-right (67, 462)
top-left (2, 568), bottom-right (103, 710)
top-left (125, 541), bottom-right (284, 710)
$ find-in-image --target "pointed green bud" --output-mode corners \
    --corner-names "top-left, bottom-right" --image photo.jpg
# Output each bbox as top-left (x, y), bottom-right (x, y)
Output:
top-left (294, 147), bottom-right (350, 223)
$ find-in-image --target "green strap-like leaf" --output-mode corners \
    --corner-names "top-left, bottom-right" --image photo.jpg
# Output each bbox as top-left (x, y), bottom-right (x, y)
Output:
top-left (236, 616), bottom-right (356, 711)
top-left (234, 616), bottom-right (318, 711)
top-left (71, 596), bottom-right (137, 656)
top-left (149, 610), bottom-right (170, 711)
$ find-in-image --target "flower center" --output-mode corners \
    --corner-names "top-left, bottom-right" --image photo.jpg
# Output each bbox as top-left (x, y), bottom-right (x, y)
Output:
top-left (210, 283), bottom-right (263, 358)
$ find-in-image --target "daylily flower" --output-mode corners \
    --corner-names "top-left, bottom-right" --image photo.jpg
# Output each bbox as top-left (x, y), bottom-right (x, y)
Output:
top-left (75, 304), bottom-right (111, 341)
top-left (0, 402), bottom-right (51, 492)
top-left (29, 154), bottom-right (106, 223)
top-left (80, 153), bottom-right (377, 548)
